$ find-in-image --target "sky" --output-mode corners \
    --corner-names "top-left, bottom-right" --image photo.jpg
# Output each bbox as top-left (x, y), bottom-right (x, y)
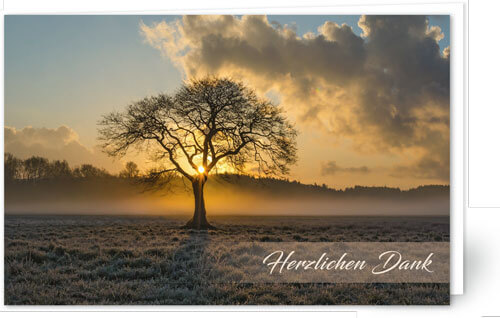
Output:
top-left (4, 15), bottom-right (450, 189)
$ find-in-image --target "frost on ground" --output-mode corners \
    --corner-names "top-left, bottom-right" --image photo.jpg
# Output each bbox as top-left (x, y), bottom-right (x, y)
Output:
top-left (4, 215), bottom-right (450, 305)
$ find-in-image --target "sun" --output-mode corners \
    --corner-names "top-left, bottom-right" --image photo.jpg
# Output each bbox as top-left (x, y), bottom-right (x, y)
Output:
top-left (197, 166), bottom-right (205, 174)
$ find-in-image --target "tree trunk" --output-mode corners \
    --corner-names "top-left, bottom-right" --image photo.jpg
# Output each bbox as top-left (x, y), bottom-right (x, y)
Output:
top-left (184, 176), bottom-right (215, 230)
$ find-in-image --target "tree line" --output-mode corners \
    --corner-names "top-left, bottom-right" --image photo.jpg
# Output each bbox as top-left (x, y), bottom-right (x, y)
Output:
top-left (214, 173), bottom-right (449, 198)
top-left (4, 153), bottom-right (139, 183)
top-left (4, 152), bottom-right (449, 198)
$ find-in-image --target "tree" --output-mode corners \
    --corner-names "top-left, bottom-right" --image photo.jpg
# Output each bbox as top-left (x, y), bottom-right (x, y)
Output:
top-left (5, 153), bottom-right (23, 182)
top-left (73, 164), bottom-right (110, 179)
top-left (119, 161), bottom-right (140, 179)
top-left (48, 160), bottom-right (73, 179)
top-left (23, 156), bottom-right (50, 182)
top-left (98, 77), bottom-right (297, 229)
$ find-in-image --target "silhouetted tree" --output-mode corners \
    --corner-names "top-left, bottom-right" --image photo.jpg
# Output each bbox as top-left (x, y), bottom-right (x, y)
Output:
top-left (119, 161), bottom-right (140, 179)
top-left (48, 160), bottom-right (73, 179)
top-left (23, 156), bottom-right (50, 181)
top-left (73, 164), bottom-right (110, 179)
top-left (4, 153), bottom-right (23, 182)
top-left (98, 77), bottom-right (298, 229)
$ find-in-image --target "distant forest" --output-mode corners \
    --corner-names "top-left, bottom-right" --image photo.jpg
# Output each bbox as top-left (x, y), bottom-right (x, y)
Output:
top-left (4, 153), bottom-right (449, 199)
top-left (5, 153), bottom-right (128, 182)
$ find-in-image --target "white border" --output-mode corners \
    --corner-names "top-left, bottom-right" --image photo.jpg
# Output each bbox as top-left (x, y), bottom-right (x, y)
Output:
top-left (0, 0), bottom-right (466, 309)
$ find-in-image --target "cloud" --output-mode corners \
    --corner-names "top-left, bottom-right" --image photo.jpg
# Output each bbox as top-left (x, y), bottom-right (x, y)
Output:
top-left (5, 126), bottom-right (119, 172)
top-left (390, 157), bottom-right (449, 180)
top-left (140, 15), bottom-right (450, 181)
top-left (321, 161), bottom-right (370, 176)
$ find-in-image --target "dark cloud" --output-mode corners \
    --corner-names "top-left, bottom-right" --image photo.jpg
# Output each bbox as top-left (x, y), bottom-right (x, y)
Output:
top-left (141, 15), bottom-right (449, 182)
top-left (321, 161), bottom-right (370, 176)
top-left (356, 15), bottom-right (449, 149)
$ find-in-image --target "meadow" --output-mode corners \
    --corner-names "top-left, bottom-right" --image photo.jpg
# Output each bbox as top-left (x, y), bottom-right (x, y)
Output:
top-left (4, 215), bottom-right (449, 305)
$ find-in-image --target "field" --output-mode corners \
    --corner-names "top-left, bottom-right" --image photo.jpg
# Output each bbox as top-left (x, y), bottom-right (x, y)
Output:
top-left (4, 215), bottom-right (450, 305)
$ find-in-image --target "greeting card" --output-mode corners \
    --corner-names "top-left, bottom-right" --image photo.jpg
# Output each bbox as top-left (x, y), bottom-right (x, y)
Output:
top-left (4, 14), bottom-right (450, 305)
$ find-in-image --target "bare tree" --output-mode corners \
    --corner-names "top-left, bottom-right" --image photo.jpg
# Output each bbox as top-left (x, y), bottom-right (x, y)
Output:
top-left (119, 161), bottom-right (140, 179)
top-left (23, 156), bottom-right (50, 182)
top-left (73, 164), bottom-right (110, 179)
top-left (98, 77), bottom-right (297, 229)
top-left (4, 153), bottom-right (23, 182)
top-left (48, 160), bottom-right (73, 179)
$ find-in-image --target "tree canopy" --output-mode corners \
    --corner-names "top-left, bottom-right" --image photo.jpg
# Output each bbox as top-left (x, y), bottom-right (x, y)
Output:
top-left (98, 77), bottom-right (298, 183)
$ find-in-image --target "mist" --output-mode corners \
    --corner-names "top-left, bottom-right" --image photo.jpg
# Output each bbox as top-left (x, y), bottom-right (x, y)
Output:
top-left (5, 176), bottom-right (449, 217)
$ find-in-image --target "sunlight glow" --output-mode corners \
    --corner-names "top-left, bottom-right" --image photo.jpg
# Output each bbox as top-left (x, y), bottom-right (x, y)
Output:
top-left (198, 166), bottom-right (205, 174)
